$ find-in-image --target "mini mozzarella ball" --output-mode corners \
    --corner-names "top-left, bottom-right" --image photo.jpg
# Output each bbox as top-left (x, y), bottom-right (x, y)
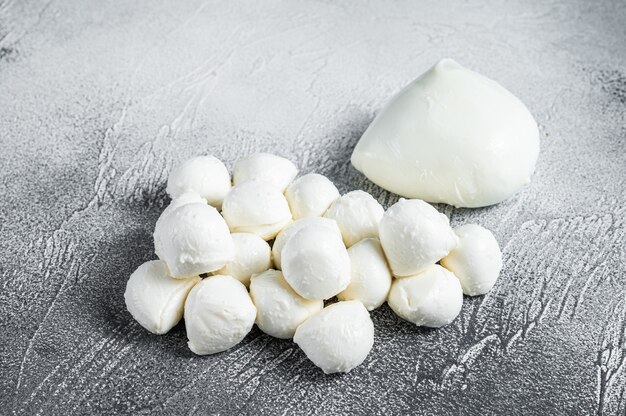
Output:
top-left (294, 300), bottom-right (374, 374)
top-left (440, 224), bottom-right (503, 296)
top-left (184, 275), bottom-right (256, 355)
top-left (154, 202), bottom-right (234, 278)
top-left (221, 179), bottom-right (292, 240)
top-left (215, 233), bottom-right (272, 286)
top-left (337, 238), bottom-right (392, 311)
top-left (388, 264), bottom-right (463, 328)
top-left (282, 225), bottom-right (351, 299)
top-left (284, 173), bottom-right (340, 219)
top-left (125, 260), bottom-right (200, 335)
top-left (166, 155), bottom-right (231, 208)
top-left (271, 217), bottom-right (341, 270)
top-left (249, 269), bottom-right (323, 339)
top-left (323, 190), bottom-right (384, 247)
top-left (379, 198), bottom-right (457, 277)
top-left (233, 153), bottom-right (298, 192)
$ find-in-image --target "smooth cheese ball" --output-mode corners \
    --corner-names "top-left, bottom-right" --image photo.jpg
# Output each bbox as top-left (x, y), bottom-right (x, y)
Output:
top-left (154, 202), bottom-right (234, 278)
top-left (351, 58), bottom-right (539, 208)
top-left (221, 179), bottom-right (292, 240)
top-left (388, 264), bottom-right (463, 328)
top-left (215, 233), bottom-right (272, 287)
top-left (337, 238), bottom-right (392, 311)
top-left (249, 269), bottom-right (323, 339)
top-left (379, 198), bottom-right (457, 277)
top-left (125, 260), bottom-right (200, 335)
top-left (184, 275), bottom-right (256, 355)
top-left (282, 225), bottom-right (351, 300)
top-left (324, 190), bottom-right (384, 247)
top-left (293, 300), bottom-right (374, 374)
top-left (233, 153), bottom-right (298, 192)
top-left (284, 173), bottom-right (340, 219)
top-left (440, 224), bottom-right (503, 296)
top-left (166, 155), bottom-right (231, 208)
top-left (272, 217), bottom-right (341, 270)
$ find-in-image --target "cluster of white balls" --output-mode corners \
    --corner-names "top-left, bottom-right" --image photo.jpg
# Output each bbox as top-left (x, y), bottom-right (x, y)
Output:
top-left (125, 153), bottom-right (503, 374)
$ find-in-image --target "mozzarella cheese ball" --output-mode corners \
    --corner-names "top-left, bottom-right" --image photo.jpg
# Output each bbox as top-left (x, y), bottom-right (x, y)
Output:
top-left (284, 173), bottom-right (340, 219)
top-left (323, 190), bottom-right (384, 247)
top-left (337, 238), bottom-right (392, 311)
top-left (387, 264), bottom-right (463, 328)
top-left (271, 217), bottom-right (341, 270)
top-left (154, 202), bottom-right (234, 278)
top-left (184, 275), bottom-right (256, 355)
top-left (351, 58), bottom-right (539, 208)
top-left (215, 233), bottom-right (272, 286)
top-left (166, 155), bottom-right (231, 208)
top-left (221, 179), bottom-right (292, 240)
top-left (233, 153), bottom-right (298, 192)
top-left (281, 225), bottom-right (351, 300)
top-left (125, 260), bottom-right (200, 335)
top-left (440, 224), bottom-right (503, 296)
top-left (249, 269), bottom-right (323, 339)
top-left (293, 300), bottom-right (374, 374)
top-left (379, 198), bottom-right (457, 277)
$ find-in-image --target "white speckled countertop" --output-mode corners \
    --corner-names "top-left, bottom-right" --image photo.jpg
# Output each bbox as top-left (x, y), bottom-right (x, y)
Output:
top-left (1, 0), bottom-right (625, 414)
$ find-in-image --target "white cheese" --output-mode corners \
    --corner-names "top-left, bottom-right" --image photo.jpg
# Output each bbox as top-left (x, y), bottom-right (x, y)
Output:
top-left (184, 275), bottom-right (256, 355)
top-left (221, 179), bottom-right (292, 240)
top-left (323, 190), bottom-right (384, 247)
top-left (284, 173), bottom-right (340, 219)
top-left (379, 198), bottom-right (457, 277)
top-left (387, 264), bottom-right (463, 328)
top-left (249, 269), bottom-right (323, 339)
top-left (337, 238), bottom-right (392, 311)
top-left (166, 155), bottom-right (231, 208)
top-left (153, 202), bottom-right (234, 278)
top-left (351, 58), bottom-right (540, 208)
top-left (124, 260), bottom-right (200, 335)
top-left (293, 300), bottom-right (374, 374)
top-left (440, 224), bottom-right (502, 296)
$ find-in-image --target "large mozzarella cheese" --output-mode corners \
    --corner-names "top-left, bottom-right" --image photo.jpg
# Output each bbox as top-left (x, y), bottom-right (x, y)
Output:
top-left (271, 217), bottom-right (341, 270)
top-left (337, 238), bottom-right (392, 311)
top-left (440, 224), bottom-right (503, 296)
top-left (284, 173), bottom-right (340, 219)
top-left (154, 202), bottom-right (234, 278)
top-left (293, 300), bottom-right (374, 374)
top-left (281, 224), bottom-right (350, 300)
top-left (166, 155), bottom-right (231, 208)
top-left (323, 190), bottom-right (384, 247)
top-left (249, 269), bottom-right (323, 339)
top-left (184, 275), bottom-right (256, 355)
top-left (351, 58), bottom-right (540, 208)
top-left (379, 198), bottom-right (457, 276)
top-left (233, 153), bottom-right (298, 192)
top-left (387, 264), bottom-right (463, 328)
top-left (124, 260), bottom-right (200, 334)
top-left (215, 233), bottom-right (272, 286)
top-left (221, 179), bottom-right (292, 240)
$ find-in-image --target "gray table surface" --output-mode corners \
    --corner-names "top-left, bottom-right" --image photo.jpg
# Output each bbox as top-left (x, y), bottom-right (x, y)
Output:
top-left (1, 0), bottom-right (625, 414)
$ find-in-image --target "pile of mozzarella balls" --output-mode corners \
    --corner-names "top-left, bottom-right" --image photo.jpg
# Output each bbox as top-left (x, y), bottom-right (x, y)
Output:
top-left (124, 153), bottom-right (503, 374)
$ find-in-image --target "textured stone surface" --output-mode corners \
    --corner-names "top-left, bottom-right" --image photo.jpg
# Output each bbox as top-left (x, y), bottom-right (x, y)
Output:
top-left (1, 0), bottom-right (625, 414)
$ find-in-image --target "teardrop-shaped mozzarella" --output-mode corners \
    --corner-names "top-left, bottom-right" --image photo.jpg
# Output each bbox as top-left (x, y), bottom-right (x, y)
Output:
top-left (351, 58), bottom-right (539, 208)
